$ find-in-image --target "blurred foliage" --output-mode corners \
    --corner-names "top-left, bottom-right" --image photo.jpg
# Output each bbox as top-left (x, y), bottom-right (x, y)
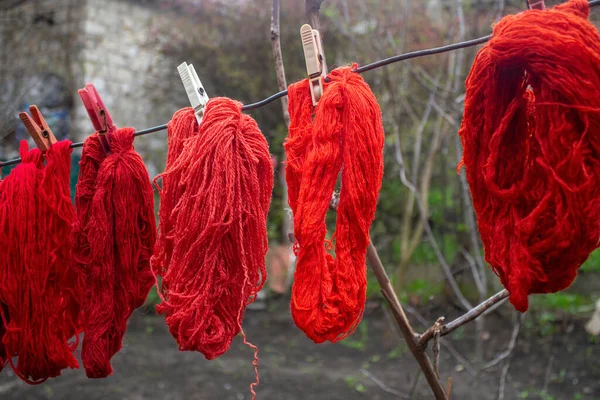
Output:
top-left (581, 248), bottom-right (600, 272)
top-left (340, 319), bottom-right (369, 351)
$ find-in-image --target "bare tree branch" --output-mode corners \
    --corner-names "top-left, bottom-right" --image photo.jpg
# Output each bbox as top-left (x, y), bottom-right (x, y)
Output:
top-left (497, 358), bottom-right (512, 400)
top-left (408, 371), bottom-right (421, 399)
top-left (496, 313), bottom-right (524, 400)
top-left (404, 304), bottom-right (477, 376)
top-left (305, 0), bottom-right (324, 31)
top-left (270, 0), bottom-right (289, 127)
top-left (360, 368), bottom-right (409, 398)
top-left (482, 313), bottom-right (524, 370)
top-left (367, 242), bottom-right (449, 400)
top-left (419, 290), bottom-right (509, 348)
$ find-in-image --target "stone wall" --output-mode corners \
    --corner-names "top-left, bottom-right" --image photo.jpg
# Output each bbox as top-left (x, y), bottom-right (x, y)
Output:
top-left (0, 0), bottom-right (84, 160)
top-left (0, 0), bottom-right (190, 175)
top-left (76, 0), bottom-right (188, 175)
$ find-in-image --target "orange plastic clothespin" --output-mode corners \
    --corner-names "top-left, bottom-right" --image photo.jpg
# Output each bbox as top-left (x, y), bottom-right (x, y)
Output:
top-left (19, 105), bottom-right (57, 152)
top-left (527, 0), bottom-right (545, 10)
top-left (300, 24), bottom-right (327, 106)
top-left (78, 83), bottom-right (116, 153)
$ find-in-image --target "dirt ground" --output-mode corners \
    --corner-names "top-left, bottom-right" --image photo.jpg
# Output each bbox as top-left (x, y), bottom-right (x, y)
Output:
top-left (0, 298), bottom-right (598, 400)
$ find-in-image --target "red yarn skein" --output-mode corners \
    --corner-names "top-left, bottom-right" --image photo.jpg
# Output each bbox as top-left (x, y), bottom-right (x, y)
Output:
top-left (0, 303), bottom-right (7, 373)
top-left (458, 0), bottom-right (600, 312)
top-left (0, 177), bottom-right (7, 374)
top-left (74, 128), bottom-right (156, 378)
top-left (285, 65), bottom-right (384, 343)
top-left (154, 98), bottom-right (273, 362)
top-left (152, 107), bottom-right (199, 277)
top-left (0, 141), bottom-right (80, 384)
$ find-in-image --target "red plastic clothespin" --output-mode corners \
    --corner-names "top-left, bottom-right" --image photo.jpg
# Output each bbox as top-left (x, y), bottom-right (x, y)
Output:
top-left (19, 105), bottom-right (57, 152)
top-left (78, 83), bottom-right (116, 153)
top-left (527, 0), bottom-right (545, 10)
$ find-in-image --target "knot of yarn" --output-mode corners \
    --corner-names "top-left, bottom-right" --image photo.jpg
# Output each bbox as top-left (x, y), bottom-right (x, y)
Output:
top-left (458, 0), bottom-right (600, 312)
top-left (285, 64), bottom-right (384, 343)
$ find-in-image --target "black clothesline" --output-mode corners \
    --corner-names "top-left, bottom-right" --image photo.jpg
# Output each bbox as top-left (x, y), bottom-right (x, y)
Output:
top-left (1, 0), bottom-right (599, 168)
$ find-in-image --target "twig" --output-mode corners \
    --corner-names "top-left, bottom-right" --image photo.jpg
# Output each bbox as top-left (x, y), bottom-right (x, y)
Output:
top-left (393, 122), bottom-right (472, 311)
top-left (270, 0), bottom-right (289, 127)
top-left (482, 312), bottom-right (524, 370)
top-left (408, 371), bottom-right (421, 399)
top-left (542, 354), bottom-right (554, 393)
top-left (270, 0), bottom-right (292, 243)
top-left (419, 290), bottom-right (509, 348)
top-left (404, 304), bottom-right (477, 376)
top-left (367, 243), bottom-right (448, 400)
top-left (305, 0), bottom-right (324, 31)
top-left (433, 329), bottom-right (441, 379)
top-left (460, 248), bottom-right (484, 295)
top-left (360, 368), bottom-right (409, 398)
top-left (497, 359), bottom-right (511, 400)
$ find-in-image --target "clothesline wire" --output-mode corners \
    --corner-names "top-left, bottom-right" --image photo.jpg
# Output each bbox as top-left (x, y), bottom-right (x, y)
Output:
top-left (2, 0), bottom-right (600, 168)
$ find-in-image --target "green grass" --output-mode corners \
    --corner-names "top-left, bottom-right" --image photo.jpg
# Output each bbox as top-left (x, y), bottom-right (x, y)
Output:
top-left (581, 248), bottom-right (600, 272)
top-left (530, 292), bottom-right (592, 313)
top-left (398, 278), bottom-right (445, 305)
top-left (340, 320), bottom-right (369, 351)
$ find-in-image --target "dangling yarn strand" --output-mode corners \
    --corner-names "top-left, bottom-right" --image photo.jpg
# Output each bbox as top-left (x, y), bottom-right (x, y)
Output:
top-left (152, 107), bottom-right (199, 278)
top-left (153, 98), bottom-right (273, 398)
top-left (285, 64), bottom-right (385, 343)
top-left (75, 128), bottom-right (156, 378)
top-left (458, 0), bottom-right (600, 312)
top-left (0, 141), bottom-right (80, 384)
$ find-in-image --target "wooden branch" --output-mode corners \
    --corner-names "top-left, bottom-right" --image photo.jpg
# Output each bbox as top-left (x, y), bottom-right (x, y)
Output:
top-left (305, 0), bottom-right (324, 31)
top-left (360, 368), bottom-right (409, 399)
top-left (270, 0), bottom-right (292, 242)
top-left (482, 312), bottom-right (524, 370)
top-left (270, 0), bottom-right (289, 127)
top-left (366, 242), bottom-right (448, 400)
top-left (419, 289), bottom-right (509, 349)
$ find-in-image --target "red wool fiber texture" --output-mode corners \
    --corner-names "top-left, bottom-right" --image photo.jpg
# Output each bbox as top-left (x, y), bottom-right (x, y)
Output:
top-left (0, 141), bottom-right (80, 384)
top-left (285, 65), bottom-right (384, 343)
top-left (458, 0), bottom-right (600, 312)
top-left (73, 128), bottom-right (156, 378)
top-left (153, 98), bottom-right (273, 364)
top-left (151, 107), bottom-right (199, 277)
top-left (0, 176), bottom-right (7, 374)
top-left (0, 302), bottom-right (7, 373)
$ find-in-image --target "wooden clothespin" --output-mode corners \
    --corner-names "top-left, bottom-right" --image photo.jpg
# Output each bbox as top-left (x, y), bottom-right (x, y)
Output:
top-left (19, 105), bottom-right (57, 152)
top-left (78, 83), bottom-right (116, 153)
top-left (178, 62), bottom-right (209, 124)
top-left (527, 0), bottom-right (545, 10)
top-left (300, 24), bottom-right (327, 106)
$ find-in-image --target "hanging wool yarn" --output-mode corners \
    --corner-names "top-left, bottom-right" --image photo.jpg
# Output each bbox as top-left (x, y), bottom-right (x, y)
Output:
top-left (0, 303), bottom-right (7, 373)
top-left (151, 107), bottom-right (199, 277)
top-left (0, 141), bottom-right (80, 383)
top-left (285, 64), bottom-right (385, 343)
top-left (0, 177), bottom-right (6, 374)
top-left (73, 128), bottom-right (156, 378)
top-left (458, 0), bottom-right (600, 312)
top-left (153, 98), bottom-right (273, 367)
